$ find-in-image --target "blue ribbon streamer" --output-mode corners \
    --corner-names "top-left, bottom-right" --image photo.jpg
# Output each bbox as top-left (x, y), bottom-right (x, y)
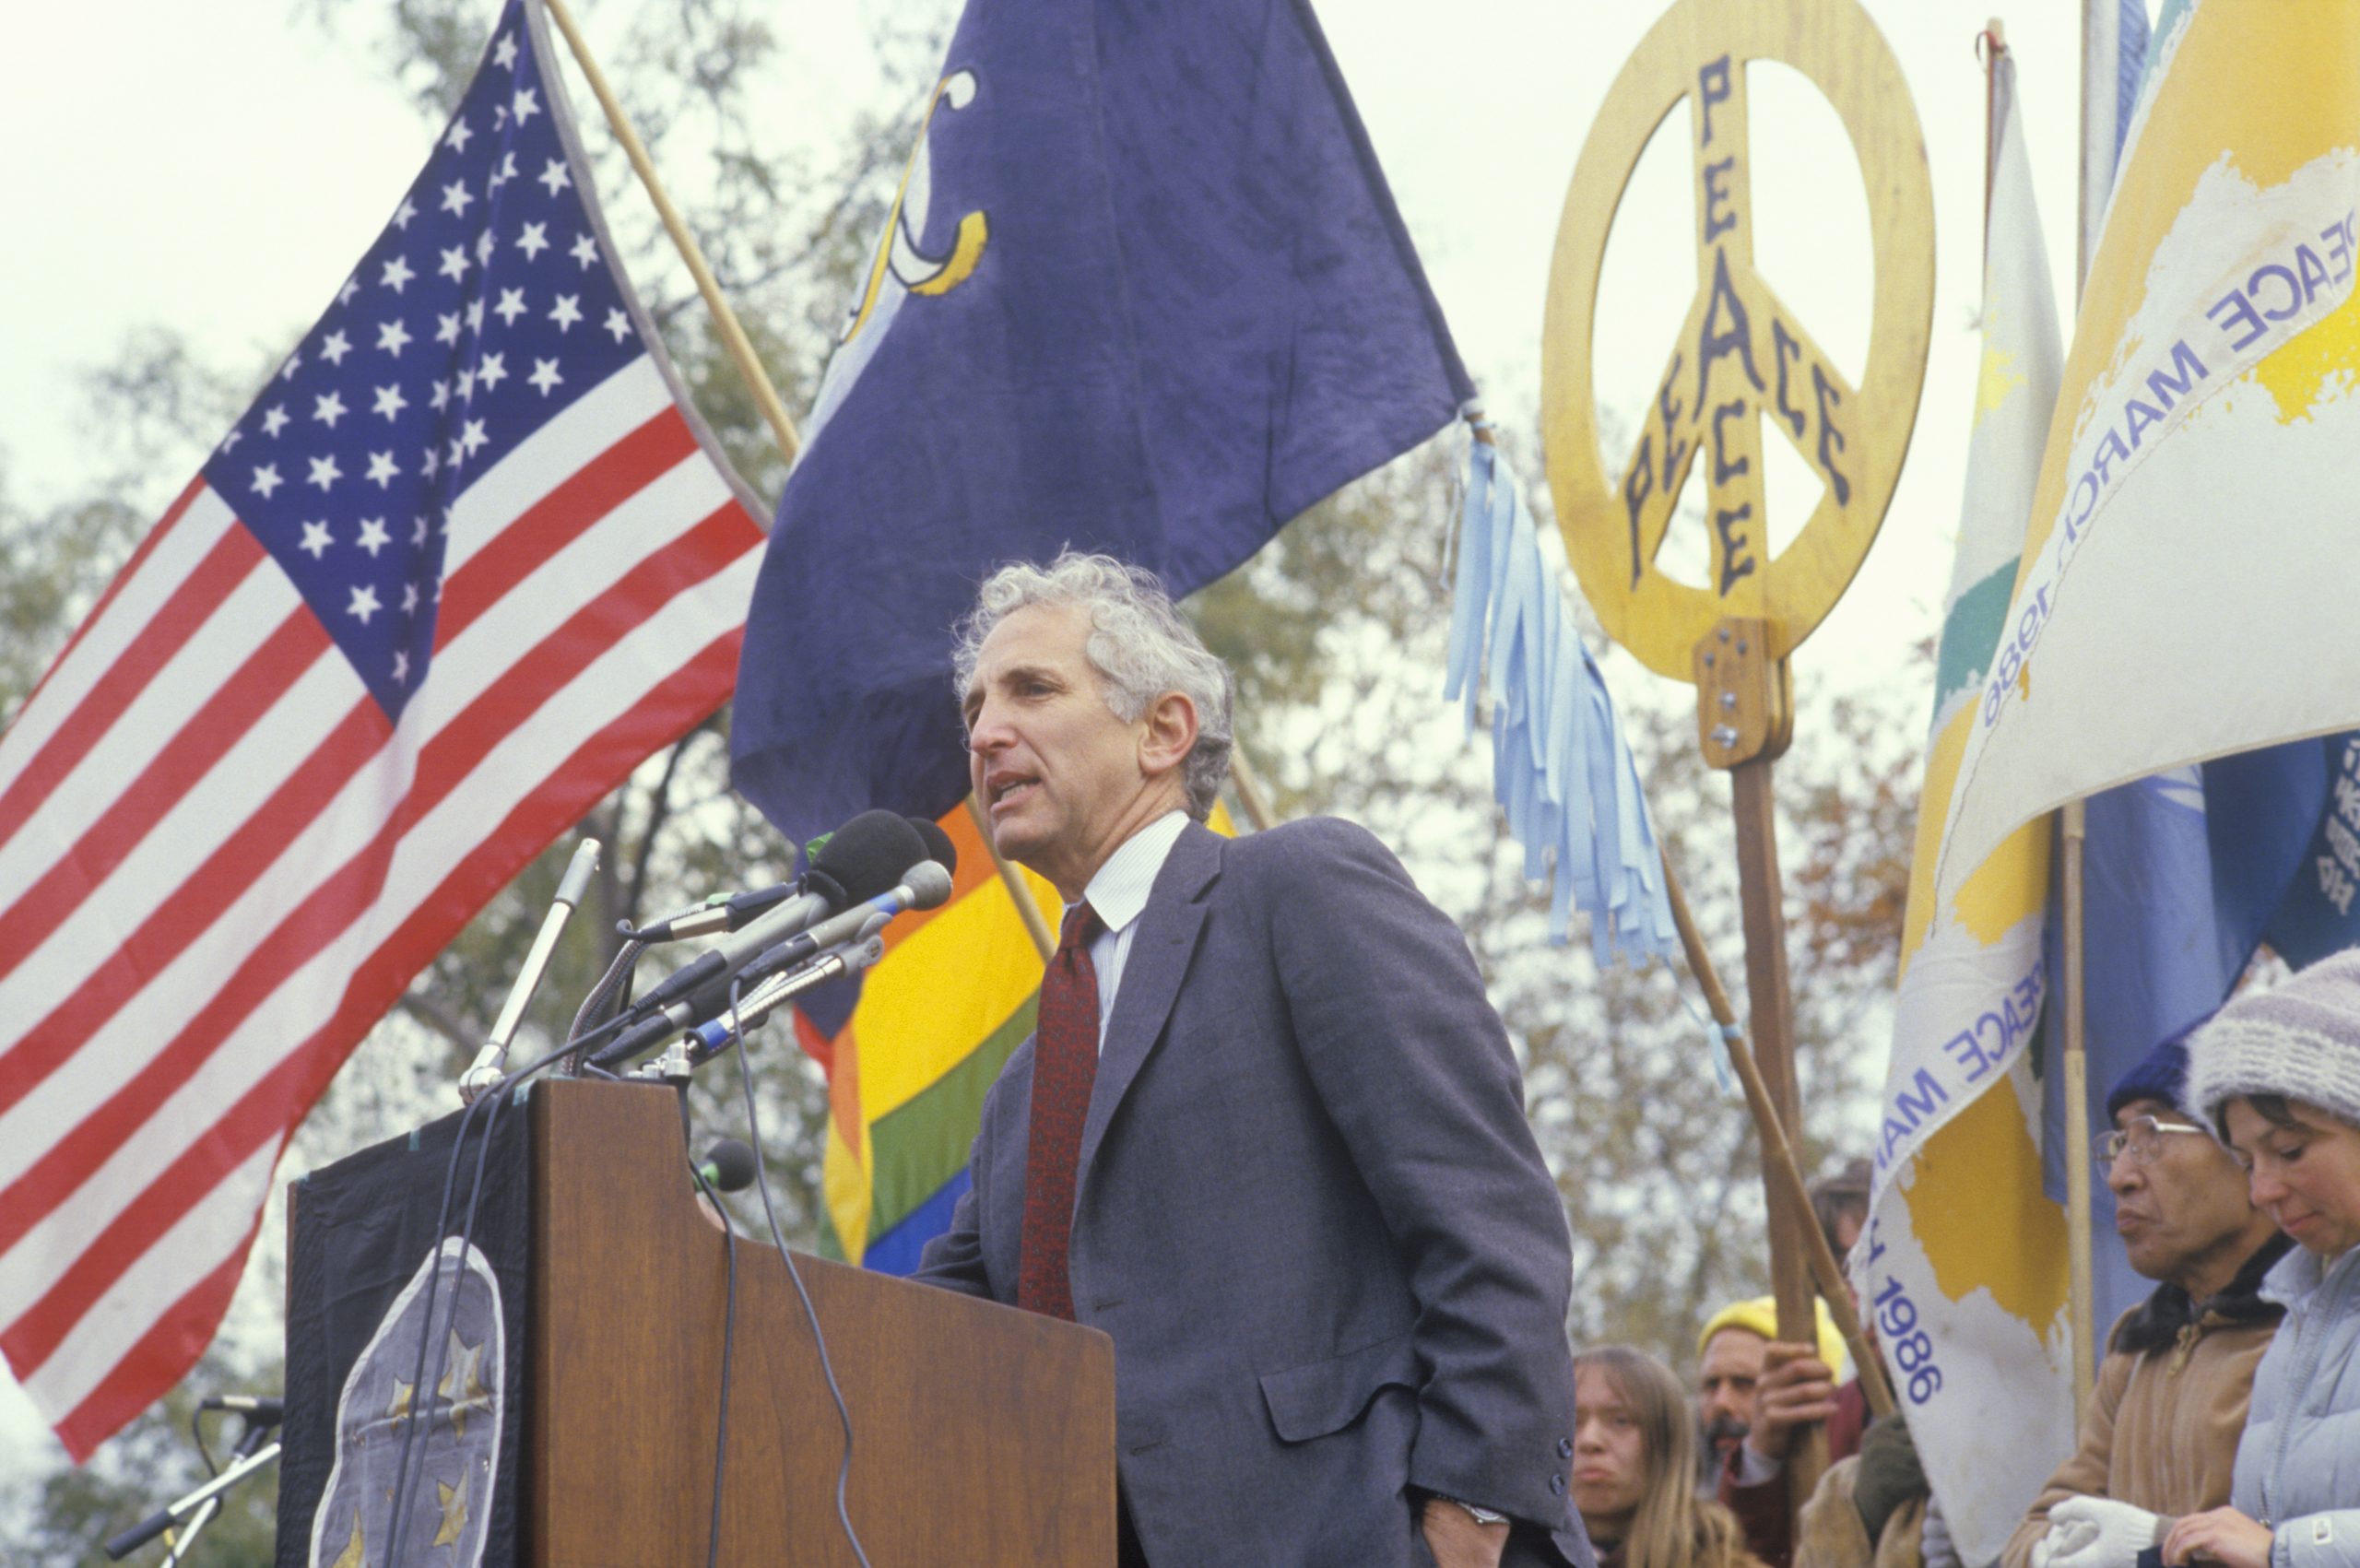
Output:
top-left (1443, 431), bottom-right (1680, 969)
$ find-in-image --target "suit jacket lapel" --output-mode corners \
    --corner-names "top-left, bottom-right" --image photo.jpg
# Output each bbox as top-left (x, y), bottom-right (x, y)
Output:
top-left (1075, 820), bottom-right (1221, 1195)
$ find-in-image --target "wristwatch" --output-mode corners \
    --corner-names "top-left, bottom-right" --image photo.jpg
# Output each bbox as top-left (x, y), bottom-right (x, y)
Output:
top-left (1441, 1497), bottom-right (1510, 1527)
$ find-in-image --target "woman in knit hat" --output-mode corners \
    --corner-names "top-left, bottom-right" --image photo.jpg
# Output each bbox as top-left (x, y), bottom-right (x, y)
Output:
top-left (2163, 948), bottom-right (2360, 1568)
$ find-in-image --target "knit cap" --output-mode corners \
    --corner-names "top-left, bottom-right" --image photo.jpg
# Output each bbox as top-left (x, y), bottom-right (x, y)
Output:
top-left (2188, 947), bottom-right (2360, 1132)
top-left (2106, 1020), bottom-right (2199, 1120)
top-left (1695, 1295), bottom-right (1849, 1380)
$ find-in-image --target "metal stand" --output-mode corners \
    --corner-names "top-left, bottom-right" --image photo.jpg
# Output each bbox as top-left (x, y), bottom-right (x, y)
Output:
top-left (103, 1421), bottom-right (280, 1562)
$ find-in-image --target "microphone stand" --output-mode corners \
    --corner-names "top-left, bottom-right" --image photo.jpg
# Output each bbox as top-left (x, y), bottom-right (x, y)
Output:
top-left (459, 837), bottom-right (601, 1102)
top-left (623, 932), bottom-right (888, 1082)
top-left (103, 1419), bottom-right (280, 1562)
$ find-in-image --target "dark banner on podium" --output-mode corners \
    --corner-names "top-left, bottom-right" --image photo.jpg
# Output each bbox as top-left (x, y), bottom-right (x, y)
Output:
top-left (278, 1102), bottom-right (532, 1568)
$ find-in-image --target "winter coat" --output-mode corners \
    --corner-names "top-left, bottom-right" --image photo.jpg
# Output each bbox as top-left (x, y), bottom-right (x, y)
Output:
top-left (1794, 1455), bottom-right (1925, 1568)
top-left (2000, 1236), bottom-right (2292, 1568)
top-left (2230, 1243), bottom-right (2360, 1568)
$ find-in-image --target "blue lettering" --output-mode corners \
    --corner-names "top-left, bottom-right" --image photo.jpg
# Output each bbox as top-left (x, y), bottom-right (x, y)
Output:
top-left (2090, 427), bottom-right (2131, 488)
top-left (2144, 338), bottom-right (2208, 410)
top-left (2065, 469), bottom-right (2101, 540)
top-left (1658, 359), bottom-right (1688, 491)
top-left (1895, 1066), bottom-right (1950, 1126)
top-left (1711, 399), bottom-right (1750, 483)
top-left (1943, 1025), bottom-right (1998, 1084)
top-left (1714, 505), bottom-right (1756, 595)
top-left (2250, 262), bottom-right (2303, 322)
top-left (2296, 242), bottom-right (2331, 301)
top-left (2209, 286), bottom-right (2269, 351)
top-left (1703, 157), bottom-right (1738, 244)
top-left (1697, 56), bottom-right (1733, 145)
top-left (1695, 247), bottom-right (1767, 406)
top-left (2121, 395), bottom-right (2165, 450)
top-left (1623, 435), bottom-right (1654, 588)
top-left (1811, 361), bottom-right (1851, 505)
top-left (1770, 317), bottom-right (1806, 437)
top-left (2324, 215), bottom-right (2355, 286)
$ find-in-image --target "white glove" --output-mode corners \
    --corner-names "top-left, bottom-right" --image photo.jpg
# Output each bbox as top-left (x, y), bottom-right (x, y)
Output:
top-left (2044, 1497), bottom-right (2165, 1568)
top-left (1923, 1493), bottom-right (1961, 1568)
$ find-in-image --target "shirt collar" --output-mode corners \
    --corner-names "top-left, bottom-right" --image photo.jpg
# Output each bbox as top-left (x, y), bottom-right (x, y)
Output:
top-left (1077, 810), bottom-right (1188, 936)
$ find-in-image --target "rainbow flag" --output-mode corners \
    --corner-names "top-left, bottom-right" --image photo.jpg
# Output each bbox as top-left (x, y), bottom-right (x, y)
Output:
top-left (798, 802), bottom-right (1231, 1271)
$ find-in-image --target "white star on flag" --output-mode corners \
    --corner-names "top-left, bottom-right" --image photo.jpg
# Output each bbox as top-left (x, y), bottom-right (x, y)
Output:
top-left (346, 583), bottom-right (381, 622)
top-left (356, 517), bottom-right (391, 555)
top-left (306, 454), bottom-right (342, 490)
top-left (528, 359), bottom-right (563, 396)
top-left (549, 295), bottom-right (581, 332)
top-left (320, 331), bottom-right (353, 365)
top-left (372, 384), bottom-right (408, 420)
top-left (538, 159), bottom-right (570, 195)
top-left (381, 255), bottom-right (417, 293)
top-left (365, 452), bottom-right (401, 489)
top-left (313, 392), bottom-right (347, 428)
top-left (376, 320), bottom-right (413, 356)
top-left (251, 463), bottom-right (282, 497)
top-left (299, 520), bottom-right (333, 558)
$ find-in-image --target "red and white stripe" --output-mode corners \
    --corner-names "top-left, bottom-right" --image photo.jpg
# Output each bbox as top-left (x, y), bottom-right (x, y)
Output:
top-left (0, 354), bottom-right (764, 1458)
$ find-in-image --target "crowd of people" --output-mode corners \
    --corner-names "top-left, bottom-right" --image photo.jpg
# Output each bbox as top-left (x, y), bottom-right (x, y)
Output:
top-left (1572, 951), bottom-right (2360, 1568)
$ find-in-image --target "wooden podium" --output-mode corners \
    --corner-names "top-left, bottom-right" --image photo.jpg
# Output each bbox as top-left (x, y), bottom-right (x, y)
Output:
top-left (527, 1077), bottom-right (1115, 1566)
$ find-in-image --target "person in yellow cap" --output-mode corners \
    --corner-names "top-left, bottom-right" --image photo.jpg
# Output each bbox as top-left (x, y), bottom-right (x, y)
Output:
top-left (1696, 1294), bottom-right (1850, 1568)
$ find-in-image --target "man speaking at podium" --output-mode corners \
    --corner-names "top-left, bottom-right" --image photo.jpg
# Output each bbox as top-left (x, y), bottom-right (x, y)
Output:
top-left (915, 553), bottom-right (1590, 1568)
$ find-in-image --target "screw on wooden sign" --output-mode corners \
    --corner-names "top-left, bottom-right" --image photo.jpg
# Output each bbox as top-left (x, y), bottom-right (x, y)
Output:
top-left (1540, 0), bottom-right (1935, 683)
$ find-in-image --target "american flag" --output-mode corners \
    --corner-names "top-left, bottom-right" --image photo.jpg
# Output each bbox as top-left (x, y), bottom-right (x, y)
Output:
top-left (0, 0), bottom-right (766, 1459)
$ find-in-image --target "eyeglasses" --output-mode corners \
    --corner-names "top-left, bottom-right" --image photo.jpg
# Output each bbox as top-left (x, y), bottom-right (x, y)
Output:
top-left (2098, 1114), bottom-right (2212, 1171)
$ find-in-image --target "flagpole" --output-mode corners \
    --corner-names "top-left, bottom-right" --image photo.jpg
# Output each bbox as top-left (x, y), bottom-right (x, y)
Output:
top-left (2058, 0), bottom-right (2120, 1415)
top-left (536, 0), bottom-right (805, 467)
top-left (1659, 853), bottom-right (1896, 1420)
top-left (965, 796), bottom-right (1058, 960)
top-left (533, 0), bottom-right (1068, 966)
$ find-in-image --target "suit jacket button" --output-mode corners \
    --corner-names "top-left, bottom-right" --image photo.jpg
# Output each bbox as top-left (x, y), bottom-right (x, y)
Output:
top-left (1558, 1438), bottom-right (1574, 1458)
top-left (1549, 1473), bottom-right (1565, 1495)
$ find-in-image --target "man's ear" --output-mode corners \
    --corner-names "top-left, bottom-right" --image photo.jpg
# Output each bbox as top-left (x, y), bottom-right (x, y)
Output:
top-left (1138, 690), bottom-right (1198, 781)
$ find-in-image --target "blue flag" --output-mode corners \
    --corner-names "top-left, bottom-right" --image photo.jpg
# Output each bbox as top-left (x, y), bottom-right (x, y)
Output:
top-left (730, 0), bottom-right (1472, 845)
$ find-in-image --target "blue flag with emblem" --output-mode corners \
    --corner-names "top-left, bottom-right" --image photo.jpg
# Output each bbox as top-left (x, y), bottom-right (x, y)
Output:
top-left (730, 0), bottom-right (1473, 845)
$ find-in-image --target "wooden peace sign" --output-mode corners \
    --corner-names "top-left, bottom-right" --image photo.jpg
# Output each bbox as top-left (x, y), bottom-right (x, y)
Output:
top-left (1541, 0), bottom-right (1934, 681)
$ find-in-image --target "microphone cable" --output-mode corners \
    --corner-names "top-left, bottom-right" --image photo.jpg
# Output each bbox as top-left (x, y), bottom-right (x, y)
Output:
top-left (727, 978), bottom-right (872, 1568)
top-left (678, 1091), bottom-right (738, 1568)
top-left (381, 1081), bottom-right (502, 1565)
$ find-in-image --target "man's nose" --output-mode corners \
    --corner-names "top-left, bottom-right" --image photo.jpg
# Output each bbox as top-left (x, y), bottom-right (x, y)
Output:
top-left (2104, 1155), bottom-right (2140, 1197)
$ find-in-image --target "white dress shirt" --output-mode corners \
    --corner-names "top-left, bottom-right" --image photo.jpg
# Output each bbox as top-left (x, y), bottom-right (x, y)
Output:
top-left (1070, 809), bottom-right (1188, 1051)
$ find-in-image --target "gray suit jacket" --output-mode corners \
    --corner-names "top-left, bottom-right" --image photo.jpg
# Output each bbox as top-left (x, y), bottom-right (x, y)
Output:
top-left (916, 817), bottom-right (1590, 1568)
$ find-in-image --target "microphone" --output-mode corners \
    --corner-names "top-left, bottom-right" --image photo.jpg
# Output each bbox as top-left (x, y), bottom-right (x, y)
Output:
top-left (695, 1139), bottom-right (758, 1193)
top-left (737, 862), bottom-right (953, 990)
top-left (592, 863), bottom-right (948, 1075)
top-left (620, 811), bottom-right (926, 1021)
top-left (906, 815), bottom-right (960, 877)
top-left (198, 1394), bottom-right (284, 1423)
top-left (624, 881), bottom-right (802, 943)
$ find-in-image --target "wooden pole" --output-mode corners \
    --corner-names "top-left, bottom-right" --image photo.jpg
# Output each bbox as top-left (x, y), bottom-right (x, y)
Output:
top-left (1693, 619), bottom-right (1824, 1502)
top-left (1228, 747), bottom-right (1277, 833)
top-left (2060, 0), bottom-right (2115, 1415)
top-left (965, 796), bottom-right (1056, 961)
top-left (537, 0), bottom-right (805, 468)
top-left (2061, 800), bottom-right (2096, 1409)
top-left (1661, 855), bottom-right (1897, 1420)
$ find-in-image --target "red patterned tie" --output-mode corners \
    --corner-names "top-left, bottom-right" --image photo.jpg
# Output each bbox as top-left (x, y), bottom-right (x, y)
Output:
top-left (1018, 902), bottom-right (1103, 1319)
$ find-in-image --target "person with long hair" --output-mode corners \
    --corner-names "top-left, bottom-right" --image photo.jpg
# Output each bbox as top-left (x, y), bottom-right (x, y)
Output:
top-left (1575, 1347), bottom-right (1765, 1568)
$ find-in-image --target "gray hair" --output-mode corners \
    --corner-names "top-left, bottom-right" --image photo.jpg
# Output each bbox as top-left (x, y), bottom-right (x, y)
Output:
top-left (952, 552), bottom-right (1235, 820)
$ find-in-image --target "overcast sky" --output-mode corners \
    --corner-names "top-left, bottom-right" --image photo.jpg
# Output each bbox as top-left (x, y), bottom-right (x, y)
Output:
top-left (0, 0), bottom-right (2106, 1473)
